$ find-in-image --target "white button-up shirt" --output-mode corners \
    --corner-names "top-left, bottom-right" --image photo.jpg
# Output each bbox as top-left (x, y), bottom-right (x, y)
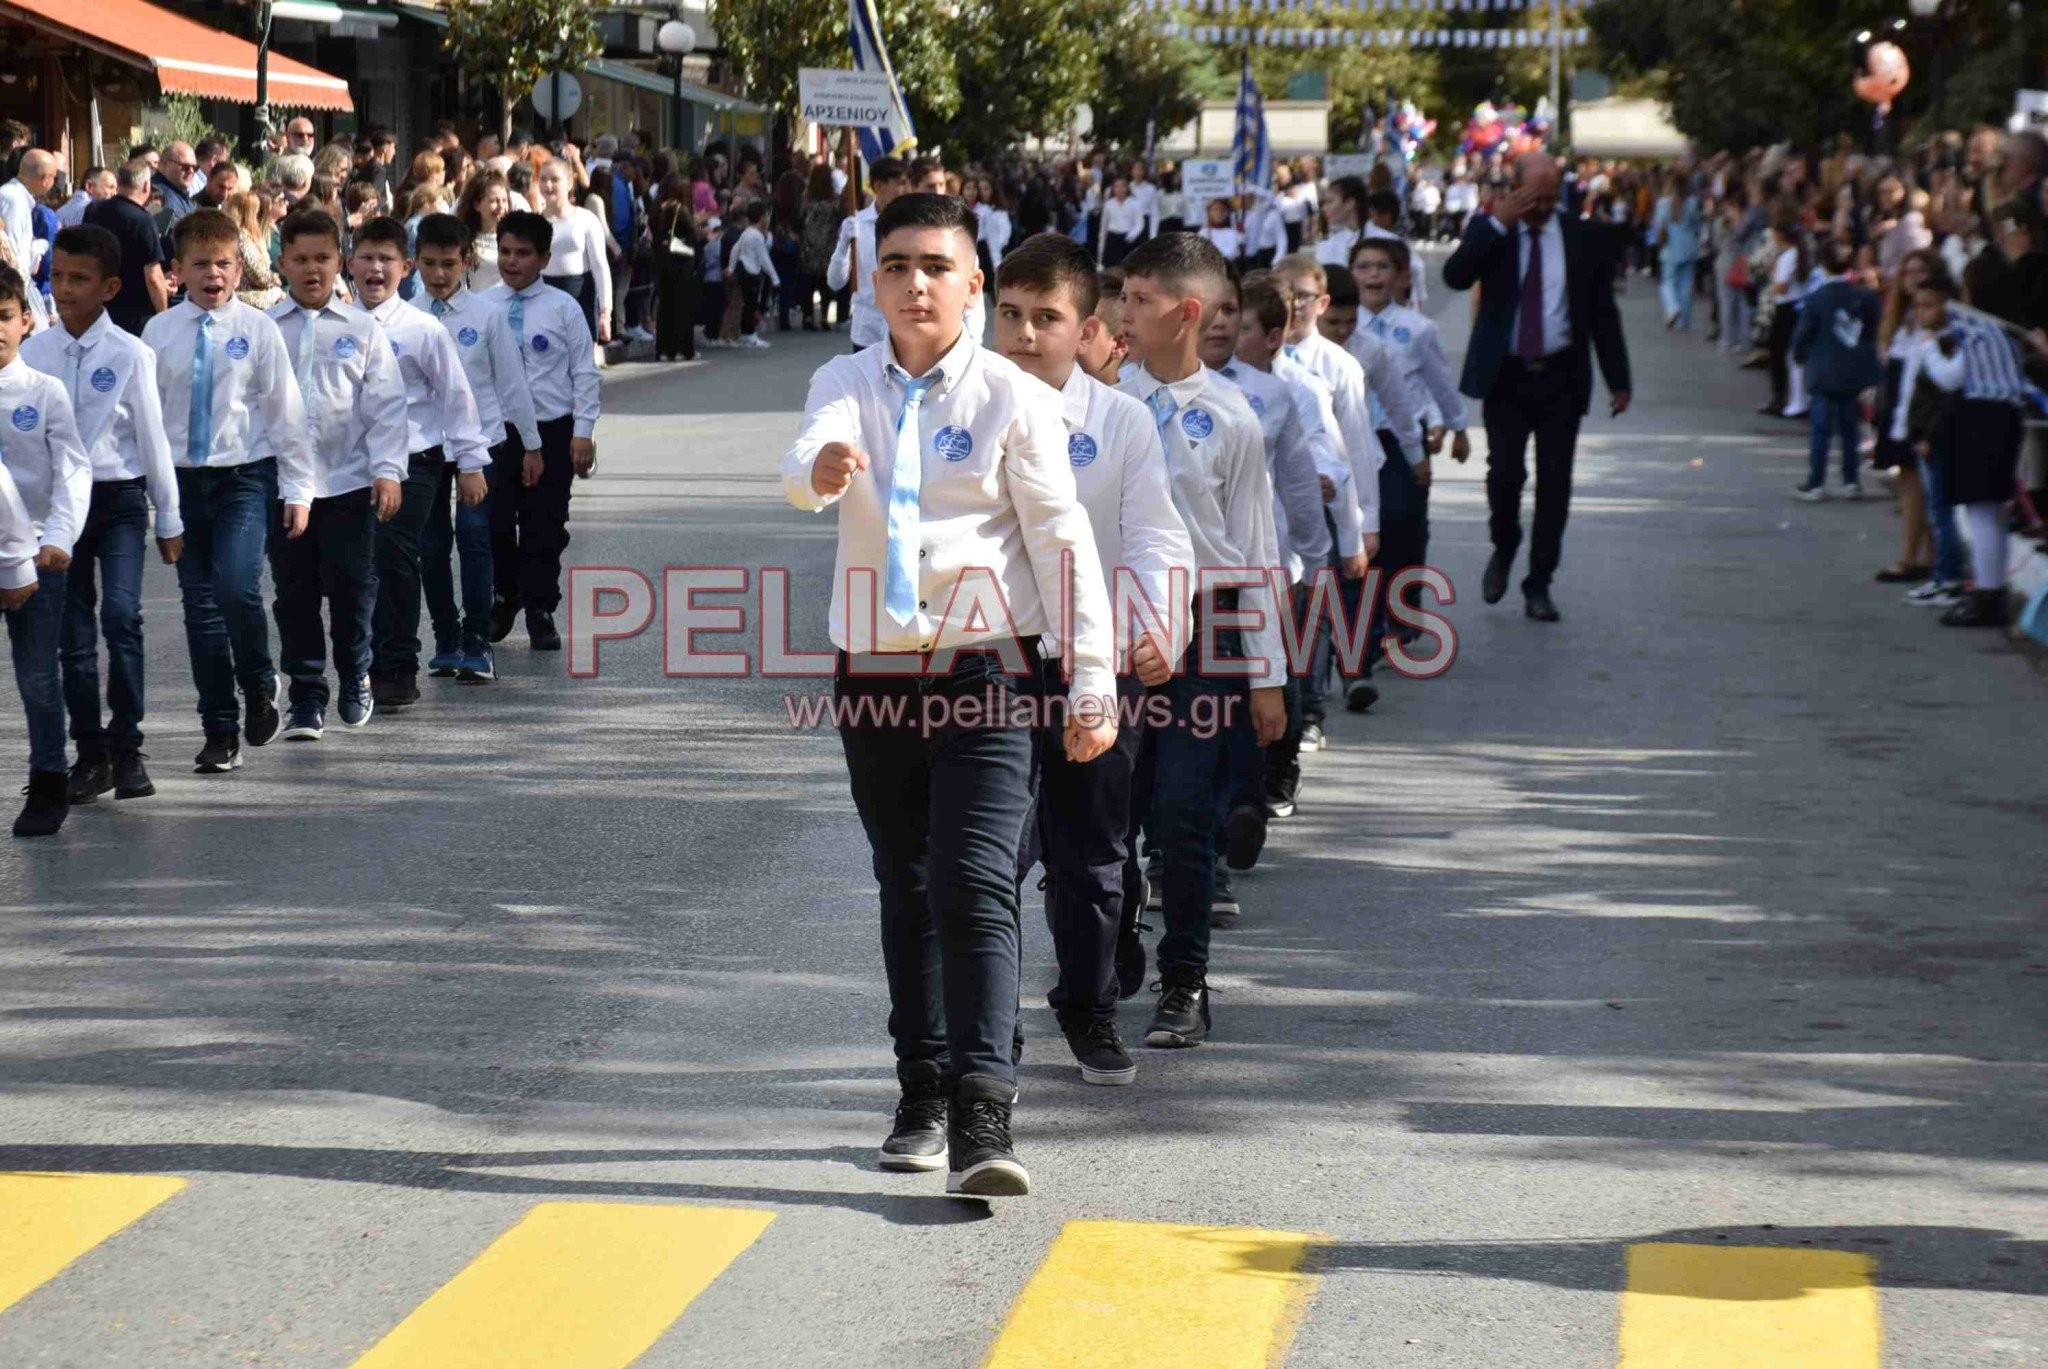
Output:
top-left (1052, 365), bottom-right (1192, 666)
top-left (1118, 363), bottom-right (1285, 690)
top-left (267, 295), bottom-right (409, 499)
top-left (415, 286), bottom-right (541, 453)
top-left (1314, 226), bottom-right (1359, 272)
top-left (1102, 195), bottom-right (1148, 239)
top-left (143, 298), bottom-right (316, 506)
top-left (21, 310), bottom-right (182, 538)
top-left (782, 331), bottom-right (1116, 709)
top-left (1489, 212), bottom-right (1570, 356)
top-left (826, 205), bottom-right (885, 349)
top-left (1273, 352), bottom-right (1363, 559)
top-left (1287, 333), bottom-right (1384, 536)
top-left (1361, 301), bottom-right (1468, 441)
top-left (1216, 359), bottom-right (1333, 582)
top-left (0, 357), bottom-right (92, 556)
top-left (1340, 321), bottom-right (1426, 453)
top-left (368, 295), bottom-right (489, 471)
top-left (0, 461), bottom-right (37, 589)
top-left (483, 281), bottom-right (602, 438)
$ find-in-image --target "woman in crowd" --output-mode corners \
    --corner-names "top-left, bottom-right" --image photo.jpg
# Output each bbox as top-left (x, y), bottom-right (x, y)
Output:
top-left (797, 163), bottom-right (843, 330)
top-left (226, 190), bottom-right (282, 311)
top-left (584, 165), bottom-right (629, 336)
top-left (457, 169), bottom-right (511, 292)
top-left (974, 176), bottom-right (1012, 303)
top-left (1763, 217), bottom-right (1811, 418)
top-left (770, 166), bottom-right (808, 333)
top-left (537, 157), bottom-right (613, 345)
top-left (651, 172), bottom-right (702, 363)
top-left (1651, 170), bottom-right (1703, 331)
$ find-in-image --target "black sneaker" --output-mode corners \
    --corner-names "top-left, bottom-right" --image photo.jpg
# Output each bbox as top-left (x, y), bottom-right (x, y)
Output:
top-left (946, 1074), bottom-right (1029, 1197)
top-left (527, 610), bottom-right (562, 651)
top-left (1212, 863), bottom-right (1241, 919)
top-left (1345, 678), bottom-right (1380, 713)
top-left (111, 751), bottom-right (155, 799)
top-left (878, 1059), bottom-right (948, 1172)
top-left (1299, 721), bottom-right (1326, 752)
top-left (244, 674), bottom-right (283, 747)
top-left (1224, 802), bottom-right (1267, 871)
top-left (337, 675), bottom-right (374, 729)
top-left (12, 770), bottom-right (68, 837)
top-left (194, 732), bottom-right (242, 774)
top-left (1267, 792), bottom-right (1298, 820)
top-left (489, 596), bottom-right (520, 644)
top-left (1145, 971), bottom-right (1211, 1048)
top-left (67, 755), bottom-right (112, 804)
top-left (281, 700), bottom-right (326, 741)
top-left (1116, 916), bottom-right (1150, 1000)
top-left (372, 673), bottom-right (421, 708)
top-left (1059, 1013), bottom-right (1136, 1087)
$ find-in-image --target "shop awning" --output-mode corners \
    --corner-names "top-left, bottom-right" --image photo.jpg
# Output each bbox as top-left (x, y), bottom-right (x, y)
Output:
top-left (583, 59), bottom-right (767, 116)
top-left (0, 0), bottom-right (353, 111)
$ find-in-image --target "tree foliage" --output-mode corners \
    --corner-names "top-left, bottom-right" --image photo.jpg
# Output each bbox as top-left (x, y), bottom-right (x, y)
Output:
top-left (443, 0), bottom-right (602, 138)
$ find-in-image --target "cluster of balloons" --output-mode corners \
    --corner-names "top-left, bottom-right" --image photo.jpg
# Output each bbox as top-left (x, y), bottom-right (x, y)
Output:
top-left (1459, 97), bottom-right (1554, 160)
top-left (1388, 100), bottom-right (1437, 162)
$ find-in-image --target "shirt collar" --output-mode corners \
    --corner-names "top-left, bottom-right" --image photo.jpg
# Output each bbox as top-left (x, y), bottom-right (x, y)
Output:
top-left (1058, 365), bottom-right (1092, 430)
top-left (1130, 362), bottom-right (1208, 406)
top-left (60, 311), bottom-right (115, 350)
top-left (883, 327), bottom-right (976, 393)
top-left (367, 295), bottom-right (406, 324)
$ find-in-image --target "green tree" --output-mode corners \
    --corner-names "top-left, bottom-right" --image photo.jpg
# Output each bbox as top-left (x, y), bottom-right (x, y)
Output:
top-left (444, 0), bottom-right (602, 140)
top-left (919, 0), bottom-right (1102, 158)
top-left (1080, 7), bottom-right (1209, 158)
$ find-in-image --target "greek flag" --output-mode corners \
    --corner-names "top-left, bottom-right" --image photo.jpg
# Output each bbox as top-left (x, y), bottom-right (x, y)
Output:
top-left (1232, 54), bottom-right (1270, 192)
top-left (849, 0), bottom-right (917, 164)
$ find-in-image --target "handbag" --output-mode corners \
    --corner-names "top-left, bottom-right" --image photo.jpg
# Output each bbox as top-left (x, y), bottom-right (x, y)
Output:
top-left (1725, 255), bottom-right (1750, 291)
top-left (661, 206), bottom-right (695, 259)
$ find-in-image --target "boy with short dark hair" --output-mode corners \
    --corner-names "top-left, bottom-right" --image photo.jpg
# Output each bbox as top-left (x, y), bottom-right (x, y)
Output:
top-left (783, 194), bottom-right (1117, 1197)
top-left (0, 264), bottom-right (92, 834)
top-left (1117, 232), bottom-right (1287, 1048)
top-left (995, 230), bottom-right (1193, 1086)
top-left (411, 212), bottom-right (540, 683)
top-left (1077, 270), bottom-right (1129, 384)
top-left (348, 214), bottom-right (489, 704)
top-left (266, 209), bottom-right (408, 739)
top-left (143, 208), bottom-right (316, 773)
top-left (25, 224), bottom-right (182, 804)
top-left (826, 157), bottom-right (910, 352)
top-left (483, 210), bottom-right (599, 651)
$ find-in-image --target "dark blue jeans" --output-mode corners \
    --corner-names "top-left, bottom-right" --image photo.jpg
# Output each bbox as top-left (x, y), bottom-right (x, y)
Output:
top-left (1145, 612), bottom-right (1248, 976)
top-left (836, 641), bottom-right (1043, 1086)
top-left (62, 478), bottom-right (149, 758)
top-left (270, 486), bottom-right (376, 709)
top-left (372, 450), bottom-right (443, 681)
top-left (1921, 425), bottom-right (1964, 584)
top-left (422, 436), bottom-right (503, 653)
top-left (1807, 391), bottom-right (1861, 489)
top-left (175, 459), bottom-right (277, 736)
top-left (6, 565), bottom-right (68, 773)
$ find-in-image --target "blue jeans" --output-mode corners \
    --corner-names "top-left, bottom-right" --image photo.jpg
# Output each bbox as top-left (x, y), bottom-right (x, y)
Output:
top-left (1659, 254), bottom-right (1696, 328)
top-left (1922, 427), bottom-right (1964, 584)
top-left (270, 487), bottom-right (377, 709)
top-left (1807, 391), bottom-right (1861, 489)
top-left (1145, 610), bottom-right (1248, 976)
top-left (175, 459), bottom-right (277, 736)
top-left (6, 565), bottom-right (69, 773)
top-left (372, 451), bottom-right (444, 681)
top-left (835, 641), bottom-right (1043, 1086)
top-left (422, 440), bottom-right (502, 653)
top-left (62, 479), bottom-right (149, 758)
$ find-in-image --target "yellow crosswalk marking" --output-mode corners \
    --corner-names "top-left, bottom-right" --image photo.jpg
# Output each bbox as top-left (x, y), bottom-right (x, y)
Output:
top-left (0, 1172), bottom-right (187, 1315)
top-left (983, 1220), bottom-right (1323, 1368)
top-left (350, 1202), bottom-right (773, 1369)
top-left (1619, 1243), bottom-right (1881, 1367)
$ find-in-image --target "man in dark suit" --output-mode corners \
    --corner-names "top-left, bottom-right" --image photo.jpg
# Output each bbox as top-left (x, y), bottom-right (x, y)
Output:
top-left (1442, 152), bottom-right (1631, 622)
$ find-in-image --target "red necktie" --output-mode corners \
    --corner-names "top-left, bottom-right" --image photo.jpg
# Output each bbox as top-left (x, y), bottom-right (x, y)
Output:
top-left (1517, 226), bottom-right (1545, 361)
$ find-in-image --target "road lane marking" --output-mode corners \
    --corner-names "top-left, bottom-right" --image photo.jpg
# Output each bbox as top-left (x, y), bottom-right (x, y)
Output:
top-left (0, 1172), bottom-right (187, 1315)
top-left (1619, 1242), bottom-right (1881, 1367)
top-left (350, 1201), bottom-right (773, 1369)
top-left (983, 1220), bottom-right (1323, 1368)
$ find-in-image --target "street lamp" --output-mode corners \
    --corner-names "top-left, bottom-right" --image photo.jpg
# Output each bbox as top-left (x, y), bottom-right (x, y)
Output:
top-left (657, 17), bottom-right (697, 153)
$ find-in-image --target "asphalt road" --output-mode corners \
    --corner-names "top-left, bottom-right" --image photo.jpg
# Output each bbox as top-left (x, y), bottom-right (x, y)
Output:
top-left (0, 266), bottom-right (2042, 1367)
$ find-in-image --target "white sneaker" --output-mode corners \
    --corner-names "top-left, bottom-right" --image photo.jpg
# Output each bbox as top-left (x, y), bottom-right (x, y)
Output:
top-left (1903, 580), bottom-right (1963, 606)
top-left (1793, 483), bottom-right (1828, 502)
top-left (741, 335), bottom-right (772, 350)
top-left (1782, 405), bottom-right (1810, 418)
top-left (625, 325), bottom-right (654, 343)
top-left (1839, 481), bottom-right (1864, 500)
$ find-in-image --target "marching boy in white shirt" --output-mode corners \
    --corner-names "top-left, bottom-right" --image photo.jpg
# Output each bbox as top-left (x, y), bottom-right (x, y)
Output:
top-left (483, 211), bottom-right (599, 652)
top-left (1117, 233), bottom-right (1287, 1049)
top-left (993, 230), bottom-right (1193, 1088)
top-left (267, 210), bottom-right (408, 740)
top-left (26, 225), bottom-right (182, 806)
top-left (143, 208), bottom-right (316, 775)
top-left (411, 213), bottom-right (541, 684)
top-left (825, 157), bottom-right (910, 353)
top-left (0, 263), bottom-right (91, 835)
top-left (782, 194), bottom-right (1117, 1198)
top-left (349, 215), bottom-right (489, 708)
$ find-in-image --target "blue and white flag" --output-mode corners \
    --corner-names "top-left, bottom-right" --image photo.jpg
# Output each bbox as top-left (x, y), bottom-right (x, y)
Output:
top-left (849, 0), bottom-right (917, 164)
top-left (1232, 54), bottom-right (1271, 193)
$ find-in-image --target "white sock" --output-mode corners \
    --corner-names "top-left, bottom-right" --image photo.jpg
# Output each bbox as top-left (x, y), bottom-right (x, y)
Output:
top-left (1965, 501), bottom-right (2006, 589)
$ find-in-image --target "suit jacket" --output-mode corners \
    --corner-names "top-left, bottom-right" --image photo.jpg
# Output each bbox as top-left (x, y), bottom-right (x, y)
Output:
top-left (1441, 212), bottom-right (1631, 416)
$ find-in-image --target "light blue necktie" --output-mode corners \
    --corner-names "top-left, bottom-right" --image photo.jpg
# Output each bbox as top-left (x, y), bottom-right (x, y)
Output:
top-left (62, 340), bottom-right (83, 412)
top-left (187, 312), bottom-right (214, 463)
top-left (1282, 343), bottom-right (1301, 362)
top-left (884, 371), bottom-right (937, 626)
top-left (431, 296), bottom-right (448, 317)
top-left (508, 291), bottom-right (526, 351)
top-left (1145, 386), bottom-right (1178, 435)
top-left (1367, 313), bottom-right (1392, 431)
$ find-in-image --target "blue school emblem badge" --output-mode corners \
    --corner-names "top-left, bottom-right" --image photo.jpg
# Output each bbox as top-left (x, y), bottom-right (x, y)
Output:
top-left (1068, 433), bottom-right (1098, 467)
top-left (934, 425), bottom-right (974, 461)
top-left (531, 334), bottom-right (551, 353)
top-left (1246, 393), bottom-right (1267, 417)
top-left (334, 336), bottom-right (359, 359)
top-left (1180, 407), bottom-right (1214, 439)
top-left (389, 341), bottom-right (404, 358)
top-left (457, 327), bottom-right (480, 347)
top-left (1392, 325), bottom-right (1413, 345)
top-left (90, 367), bottom-right (117, 393)
top-left (224, 336), bottom-right (250, 361)
top-left (9, 405), bottom-right (37, 432)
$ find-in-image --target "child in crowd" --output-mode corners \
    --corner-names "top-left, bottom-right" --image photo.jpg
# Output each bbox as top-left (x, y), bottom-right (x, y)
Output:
top-left (142, 208), bottom-right (315, 774)
top-left (411, 212), bottom-right (541, 683)
top-left (1790, 239), bottom-right (1883, 502)
top-left (994, 230), bottom-right (1192, 1087)
top-left (484, 210), bottom-right (599, 651)
top-left (1198, 200), bottom-right (1242, 262)
top-left (25, 225), bottom-right (182, 806)
top-left (0, 263), bottom-right (91, 834)
top-left (267, 209), bottom-right (408, 739)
